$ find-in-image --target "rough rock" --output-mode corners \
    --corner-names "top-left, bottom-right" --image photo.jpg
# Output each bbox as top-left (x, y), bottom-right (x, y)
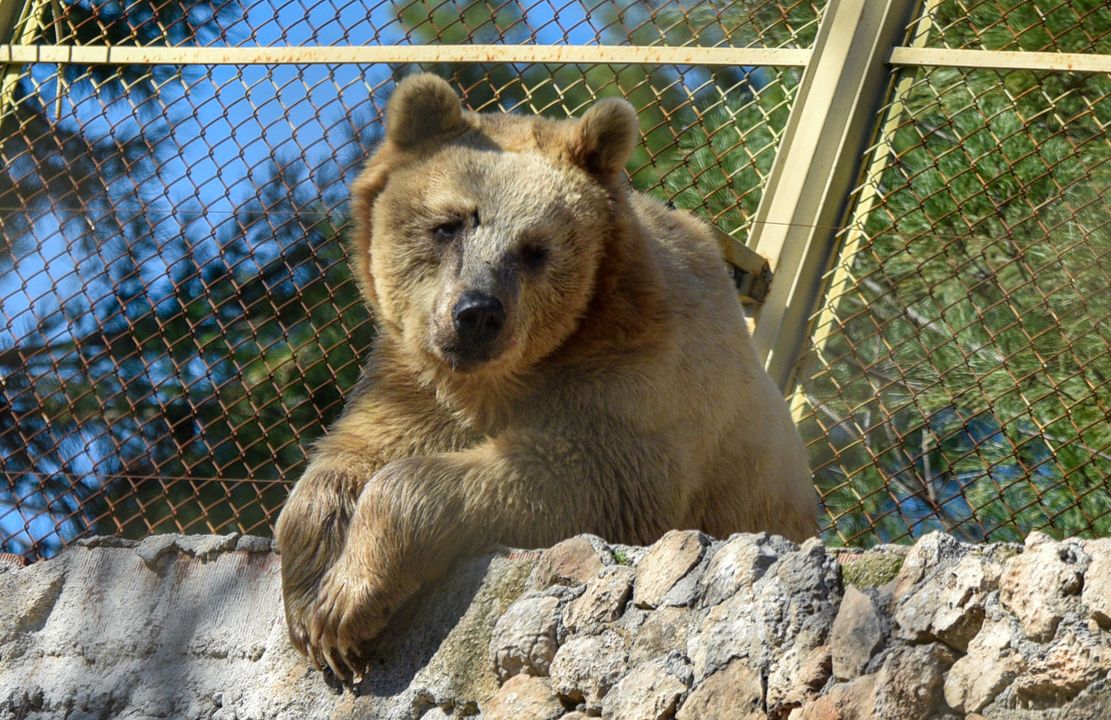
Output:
top-left (630, 605), bottom-right (692, 666)
top-left (235, 534), bottom-right (275, 553)
top-left (893, 531), bottom-right (966, 600)
top-left (1082, 538), bottom-right (1111, 628)
top-left (418, 709), bottom-right (452, 720)
top-left (549, 630), bottom-right (629, 712)
top-left (871, 643), bottom-right (957, 720)
top-left (761, 540), bottom-right (841, 712)
top-left (0, 561), bottom-right (64, 645)
top-left (697, 532), bottom-right (791, 607)
top-left (483, 674), bottom-right (564, 720)
top-left (943, 617), bottom-right (1023, 713)
top-left (1011, 627), bottom-right (1111, 707)
top-left (896, 553), bottom-right (1001, 651)
top-left (676, 659), bottom-right (764, 720)
top-left (601, 655), bottom-right (691, 720)
top-left (1000, 533), bottom-right (1085, 642)
top-left (5, 530), bottom-right (1111, 719)
top-left (831, 585), bottom-right (886, 679)
top-left (633, 530), bottom-right (708, 609)
top-left (135, 531), bottom-right (240, 568)
top-left (563, 565), bottom-right (634, 635)
top-left (689, 539), bottom-right (840, 687)
top-left (490, 593), bottom-right (562, 680)
top-left (791, 675), bottom-right (876, 720)
top-left (531, 536), bottom-right (608, 589)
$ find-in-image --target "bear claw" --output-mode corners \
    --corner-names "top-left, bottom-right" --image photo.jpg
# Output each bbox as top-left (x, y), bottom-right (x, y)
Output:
top-left (306, 566), bottom-right (387, 683)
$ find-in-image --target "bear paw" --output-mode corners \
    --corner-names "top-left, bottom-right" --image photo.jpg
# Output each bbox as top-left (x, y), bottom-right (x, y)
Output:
top-left (307, 564), bottom-right (390, 682)
top-left (284, 595), bottom-right (315, 659)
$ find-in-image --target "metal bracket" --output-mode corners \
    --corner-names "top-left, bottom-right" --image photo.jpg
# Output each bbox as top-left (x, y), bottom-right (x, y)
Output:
top-left (714, 226), bottom-right (773, 305)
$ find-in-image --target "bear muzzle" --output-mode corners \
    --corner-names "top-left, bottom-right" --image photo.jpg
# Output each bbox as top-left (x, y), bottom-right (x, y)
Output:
top-left (439, 290), bottom-right (507, 371)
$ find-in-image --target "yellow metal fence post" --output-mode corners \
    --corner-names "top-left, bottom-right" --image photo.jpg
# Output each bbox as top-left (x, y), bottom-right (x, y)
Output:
top-left (0, 0), bottom-right (44, 146)
top-left (794, 0), bottom-right (942, 420)
top-left (746, 0), bottom-right (922, 394)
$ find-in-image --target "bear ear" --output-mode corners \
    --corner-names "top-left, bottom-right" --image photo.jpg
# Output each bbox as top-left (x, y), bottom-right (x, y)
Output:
top-left (567, 97), bottom-right (639, 178)
top-left (348, 161), bottom-right (391, 313)
top-left (386, 73), bottom-right (468, 148)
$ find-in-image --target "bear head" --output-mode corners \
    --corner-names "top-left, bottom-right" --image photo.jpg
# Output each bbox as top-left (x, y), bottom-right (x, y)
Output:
top-left (349, 73), bottom-right (639, 379)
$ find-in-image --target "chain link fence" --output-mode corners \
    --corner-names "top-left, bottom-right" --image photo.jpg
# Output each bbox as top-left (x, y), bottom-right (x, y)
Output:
top-left (0, 0), bottom-right (1107, 558)
top-left (796, 0), bottom-right (1110, 544)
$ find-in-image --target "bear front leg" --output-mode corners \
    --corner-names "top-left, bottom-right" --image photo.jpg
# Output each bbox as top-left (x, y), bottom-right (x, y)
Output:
top-left (305, 454), bottom-right (470, 681)
top-left (274, 460), bottom-right (371, 664)
top-left (306, 430), bottom-right (679, 680)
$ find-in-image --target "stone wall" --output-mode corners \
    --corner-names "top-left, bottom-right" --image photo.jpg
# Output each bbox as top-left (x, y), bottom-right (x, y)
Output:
top-left (2, 530), bottom-right (1110, 719)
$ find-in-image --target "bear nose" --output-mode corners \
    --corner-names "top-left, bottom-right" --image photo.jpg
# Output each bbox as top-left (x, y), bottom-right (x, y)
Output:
top-left (452, 291), bottom-right (505, 346)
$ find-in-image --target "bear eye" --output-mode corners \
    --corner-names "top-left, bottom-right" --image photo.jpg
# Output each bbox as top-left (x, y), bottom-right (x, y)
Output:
top-left (520, 242), bottom-right (549, 271)
top-left (432, 218), bottom-right (464, 243)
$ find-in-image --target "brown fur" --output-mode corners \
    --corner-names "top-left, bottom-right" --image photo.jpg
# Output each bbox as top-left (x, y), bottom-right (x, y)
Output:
top-left (274, 74), bottom-right (817, 680)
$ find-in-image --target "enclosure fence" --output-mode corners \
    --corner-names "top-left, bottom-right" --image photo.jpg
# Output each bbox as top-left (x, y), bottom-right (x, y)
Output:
top-left (1, 0), bottom-right (1108, 558)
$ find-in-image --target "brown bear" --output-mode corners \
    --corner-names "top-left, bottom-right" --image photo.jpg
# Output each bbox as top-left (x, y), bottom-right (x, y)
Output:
top-left (274, 73), bottom-right (816, 681)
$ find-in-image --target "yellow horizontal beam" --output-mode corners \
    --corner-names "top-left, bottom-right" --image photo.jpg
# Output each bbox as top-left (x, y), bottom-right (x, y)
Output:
top-left (6, 43), bottom-right (1107, 73)
top-left (890, 47), bottom-right (1111, 74)
top-left (0, 43), bottom-right (812, 67)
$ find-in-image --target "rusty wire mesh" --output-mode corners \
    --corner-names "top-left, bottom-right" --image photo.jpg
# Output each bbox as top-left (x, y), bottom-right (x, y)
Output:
top-left (18, 0), bottom-right (826, 48)
top-left (0, 0), bottom-right (816, 558)
top-left (797, 0), bottom-right (1111, 544)
top-left (917, 0), bottom-right (1111, 52)
top-left (2, 0), bottom-right (1108, 560)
